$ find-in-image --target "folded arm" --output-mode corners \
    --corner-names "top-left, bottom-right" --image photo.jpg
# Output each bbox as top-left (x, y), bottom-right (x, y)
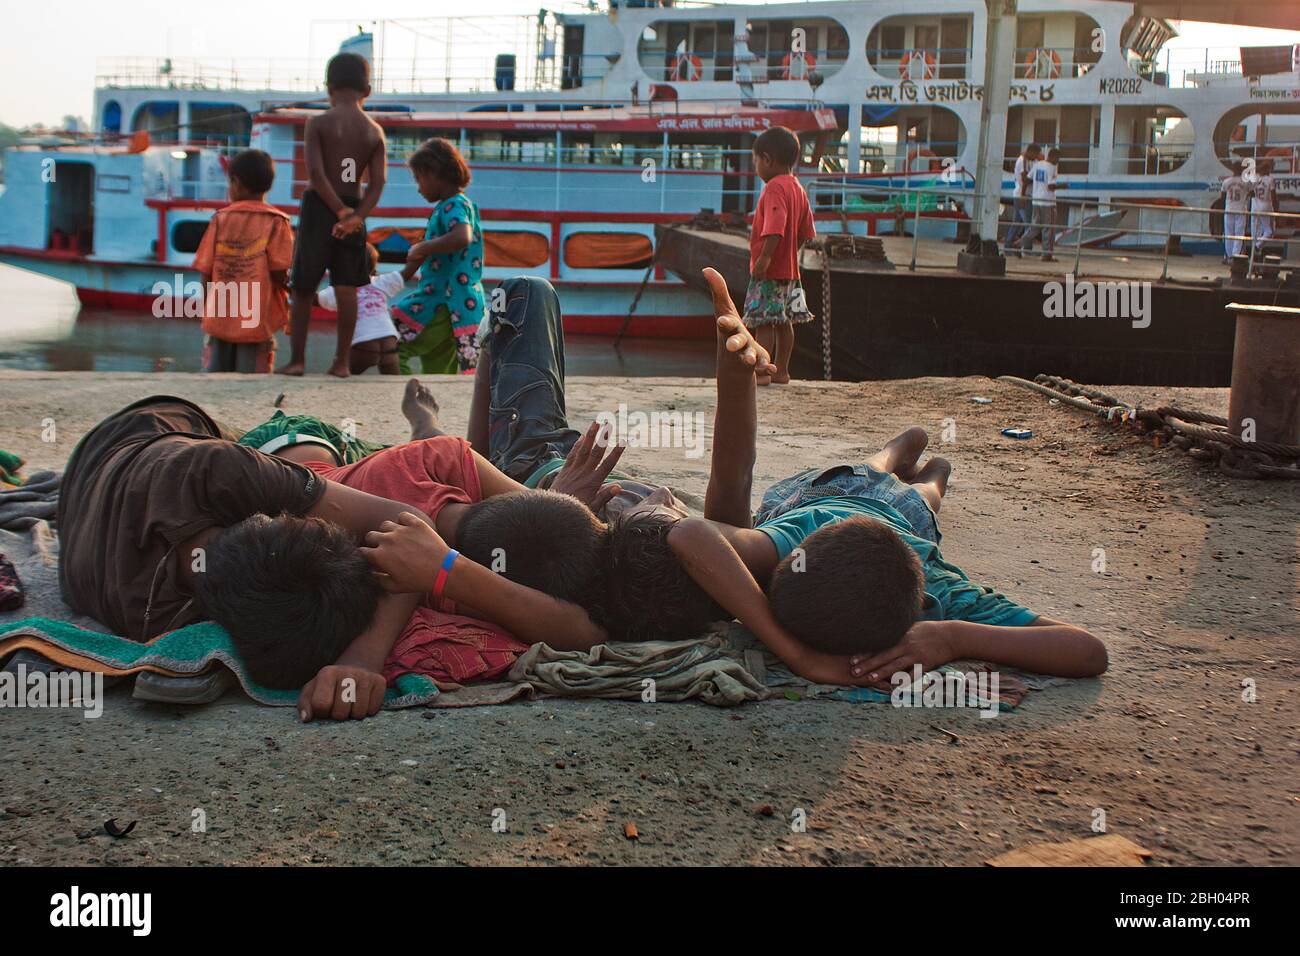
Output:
top-left (668, 516), bottom-right (874, 687)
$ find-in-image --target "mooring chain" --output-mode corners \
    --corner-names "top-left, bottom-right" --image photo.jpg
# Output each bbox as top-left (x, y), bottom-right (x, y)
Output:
top-left (997, 374), bottom-right (1300, 480)
top-left (819, 240), bottom-right (832, 381)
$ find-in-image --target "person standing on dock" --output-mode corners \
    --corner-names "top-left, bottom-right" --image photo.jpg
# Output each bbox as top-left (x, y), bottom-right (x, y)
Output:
top-left (279, 53), bottom-right (388, 378)
top-left (743, 126), bottom-right (815, 386)
top-left (1003, 143), bottom-right (1040, 256)
top-left (1020, 147), bottom-right (1060, 262)
top-left (1221, 162), bottom-right (1251, 263)
top-left (1249, 158), bottom-right (1278, 255)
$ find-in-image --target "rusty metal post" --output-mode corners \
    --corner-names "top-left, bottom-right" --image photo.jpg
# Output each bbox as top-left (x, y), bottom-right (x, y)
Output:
top-left (1224, 303), bottom-right (1300, 446)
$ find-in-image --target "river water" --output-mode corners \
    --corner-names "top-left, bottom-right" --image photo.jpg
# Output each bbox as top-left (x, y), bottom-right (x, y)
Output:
top-left (0, 264), bottom-right (713, 376)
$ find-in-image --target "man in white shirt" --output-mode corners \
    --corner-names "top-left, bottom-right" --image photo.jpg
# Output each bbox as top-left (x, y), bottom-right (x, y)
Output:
top-left (1004, 143), bottom-right (1041, 256)
top-left (1249, 159), bottom-right (1278, 253)
top-left (1220, 162), bottom-right (1251, 262)
top-left (1020, 147), bottom-right (1060, 261)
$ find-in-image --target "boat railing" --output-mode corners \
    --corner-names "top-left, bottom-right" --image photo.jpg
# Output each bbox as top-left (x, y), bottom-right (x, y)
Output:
top-left (828, 178), bottom-right (1297, 278)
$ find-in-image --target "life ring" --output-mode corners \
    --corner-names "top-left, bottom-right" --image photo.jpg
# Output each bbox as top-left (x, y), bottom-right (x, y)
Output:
top-left (1264, 146), bottom-right (1295, 174)
top-left (782, 51), bottom-right (817, 80)
top-left (1023, 48), bottom-right (1062, 79)
top-left (905, 146), bottom-right (942, 174)
top-left (899, 50), bottom-right (937, 80)
top-left (672, 53), bottom-right (703, 82)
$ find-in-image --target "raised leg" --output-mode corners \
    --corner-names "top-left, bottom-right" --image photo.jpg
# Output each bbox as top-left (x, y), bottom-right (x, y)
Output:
top-left (864, 426), bottom-right (929, 482)
top-left (402, 378), bottom-right (446, 440)
top-left (908, 455), bottom-right (952, 512)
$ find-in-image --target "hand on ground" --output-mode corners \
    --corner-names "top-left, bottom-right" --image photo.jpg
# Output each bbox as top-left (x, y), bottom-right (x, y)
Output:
top-left (297, 664), bottom-right (386, 721)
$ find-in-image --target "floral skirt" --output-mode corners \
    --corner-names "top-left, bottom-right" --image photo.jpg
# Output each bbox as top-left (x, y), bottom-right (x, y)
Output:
top-left (742, 277), bottom-right (814, 329)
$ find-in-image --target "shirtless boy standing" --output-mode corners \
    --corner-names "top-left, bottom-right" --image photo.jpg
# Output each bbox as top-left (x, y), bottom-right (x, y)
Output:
top-left (280, 52), bottom-right (387, 378)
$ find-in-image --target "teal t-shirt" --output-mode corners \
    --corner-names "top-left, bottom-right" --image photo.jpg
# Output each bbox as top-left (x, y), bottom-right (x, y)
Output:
top-left (756, 495), bottom-right (1037, 627)
top-left (407, 192), bottom-right (485, 339)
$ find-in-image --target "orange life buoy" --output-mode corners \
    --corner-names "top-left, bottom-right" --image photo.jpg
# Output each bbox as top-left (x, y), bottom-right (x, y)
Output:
top-left (672, 53), bottom-right (703, 82)
top-left (905, 147), bottom-right (941, 174)
top-left (1022, 48), bottom-right (1062, 79)
top-left (899, 50), bottom-right (937, 80)
top-left (782, 51), bottom-right (817, 80)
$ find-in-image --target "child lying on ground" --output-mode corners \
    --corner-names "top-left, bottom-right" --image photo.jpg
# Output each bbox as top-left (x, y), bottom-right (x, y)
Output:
top-left (314, 244), bottom-right (418, 375)
top-left (600, 269), bottom-right (1107, 687)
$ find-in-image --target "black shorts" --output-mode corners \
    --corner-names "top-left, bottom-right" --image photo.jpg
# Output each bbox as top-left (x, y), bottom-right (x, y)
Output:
top-left (290, 189), bottom-right (371, 292)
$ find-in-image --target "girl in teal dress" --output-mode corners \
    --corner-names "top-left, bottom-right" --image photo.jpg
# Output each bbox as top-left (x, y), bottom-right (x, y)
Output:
top-left (393, 138), bottom-right (485, 374)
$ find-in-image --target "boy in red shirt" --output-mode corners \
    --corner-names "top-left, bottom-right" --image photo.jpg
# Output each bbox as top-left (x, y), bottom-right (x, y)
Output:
top-left (744, 126), bottom-right (816, 385)
top-left (192, 149), bottom-right (293, 372)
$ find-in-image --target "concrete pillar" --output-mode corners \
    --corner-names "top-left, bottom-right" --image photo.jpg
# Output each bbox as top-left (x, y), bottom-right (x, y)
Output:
top-left (970, 0), bottom-right (1017, 242)
top-left (847, 101), bottom-right (863, 174)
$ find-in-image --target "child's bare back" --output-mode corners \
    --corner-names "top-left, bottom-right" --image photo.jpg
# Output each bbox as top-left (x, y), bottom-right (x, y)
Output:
top-left (307, 107), bottom-right (384, 200)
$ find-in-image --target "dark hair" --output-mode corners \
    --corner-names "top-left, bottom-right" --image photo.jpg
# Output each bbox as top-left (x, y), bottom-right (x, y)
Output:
top-left (228, 148), bottom-right (276, 195)
top-left (1026, 143), bottom-right (1042, 155)
top-left (767, 516), bottom-right (925, 656)
top-left (752, 126), bottom-right (801, 168)
top-left (408, 137), bottom-right (472, 189)
top-left (193, 514), bottom-right (380, 689)
top-left (456, 490), bottom-right (608, 608)
top-left (605, 510), bottom-right (725, 642)
top-left (326, 52), bottom-right (370, 94)
top-left (1046, 147), bottom-right (1061, 163)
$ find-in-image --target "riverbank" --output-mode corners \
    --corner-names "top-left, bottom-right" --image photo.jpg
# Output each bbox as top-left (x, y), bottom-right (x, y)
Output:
top-left (1, 371), bottom-right (1295, 865)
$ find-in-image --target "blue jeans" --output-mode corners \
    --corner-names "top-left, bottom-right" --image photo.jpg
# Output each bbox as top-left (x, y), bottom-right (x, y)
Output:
top-left (1004, 197), bottom-right (1032, 248)
top-left (482, 277), bottom-right (583, 482)
top-left (755, 463), bottom-right (941, 544)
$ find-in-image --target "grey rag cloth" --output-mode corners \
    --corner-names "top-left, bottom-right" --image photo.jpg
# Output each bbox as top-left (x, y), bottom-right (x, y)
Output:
top-left (507, 633), bottom-right (771, 706)
top-left (0, 518), bottom-right (104, 631)
top-left (0, 470), bottom-right (60, 531)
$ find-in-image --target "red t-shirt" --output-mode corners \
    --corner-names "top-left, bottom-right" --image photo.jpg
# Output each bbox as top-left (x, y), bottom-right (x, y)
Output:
top-left (749, 174), bottom-right (816, 279)
top-left (304, 437), bottom-right (482, 523)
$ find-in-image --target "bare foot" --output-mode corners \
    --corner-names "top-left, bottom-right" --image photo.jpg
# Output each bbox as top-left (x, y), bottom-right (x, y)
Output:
top-left (327, 359), bottom-right (350, 379)
top-left (911, 455), bottom-right (952, 507)
top-left (869, 425), bottom-right (929, 481)
top-left (756, 374), bottom-right (772, 387)
top-left (771, 372), bottom-right (792, 384)
top-left (402, 378), bottom-right (443, 440)
top-left (276, 361), bottom-right (306, 377)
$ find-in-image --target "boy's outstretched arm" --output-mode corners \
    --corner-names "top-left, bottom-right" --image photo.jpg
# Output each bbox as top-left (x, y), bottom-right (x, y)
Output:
top-left (701, 267), bottom-right (775, 528)
top-left (850, 617), bottom-right (1108, 686)
top-left (362, 512), bottom-right (606, 652)
top-left (668, 516), bottom-right (877, 687)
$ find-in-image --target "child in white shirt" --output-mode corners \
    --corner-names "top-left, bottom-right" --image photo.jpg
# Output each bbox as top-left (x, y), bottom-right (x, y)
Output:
top-left (1221, 163), bottom-right (1251, 261)
top-left (1249, 159), bottom-right (1278, 252)
top-left (316, 244), bottom-right (412, 374)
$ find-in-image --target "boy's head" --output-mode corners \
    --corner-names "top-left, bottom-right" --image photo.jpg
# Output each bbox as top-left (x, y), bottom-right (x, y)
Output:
top-left (409, 137), bottom-right (471, 201)
top-left (605, 494), bottom-right (724, 642)
top-left (752, 126), bottom-right (800, 180)
top-left (767, 516), bottom-right (925, 656)
top-left (1025, 143), bottom-right (1042, 159)
top-left (366, 242), bottom-right (379, 275)
top-left (227, 148), bottom-right (275, 201)
top-left (456, 490), bottom-right (609, 611)
top-left (326, 52), bottom-right (371, 98)
top-left (1046, 147), bottom-right (1061, 165)
top-left (193, 514), bottom-right (380, 689)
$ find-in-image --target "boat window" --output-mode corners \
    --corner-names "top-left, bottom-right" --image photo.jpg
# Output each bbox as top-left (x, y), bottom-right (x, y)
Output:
top-left (1004, 105), bottom-right (1098, 175)
top-left (856, 106), bottom-right (966, 175)
top-left (102, 100), bottom-right (122, 135)
top-left (641, 17), bottom-right (847, 83)
top-left (171, 220), bottom-right (210, 255)
top-left (563, 232), bottom-right (653, 270)
top-left (560, 132), bottom-right (663, 167)
top-left (47, 162), bottom-right (95, 254)
top-left (1113, 106), bottom-right (1192, 174)
top-left (386, 128), bottom-right (460, 160)
top-left (868, 16), bottom-right (972, 81)
top-left (1213, 107), bottom-right (1300, 175)
top-left (189, 104), bottom-right (251, 147)
top-left (131, 101), bottom-right (180, 139)
top-left (1015, 12), bottom-right (1100, 79)
top-left (465, 130), bottom-right (556, 165)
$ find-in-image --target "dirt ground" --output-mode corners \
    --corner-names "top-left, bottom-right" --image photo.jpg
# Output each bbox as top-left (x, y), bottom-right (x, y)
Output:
top-left (0, 370), bottom-right (1295, 866)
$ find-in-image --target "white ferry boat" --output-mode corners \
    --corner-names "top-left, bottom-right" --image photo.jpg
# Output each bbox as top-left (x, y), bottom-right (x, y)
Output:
top-left (0, 1), bottom-right (1296, 337)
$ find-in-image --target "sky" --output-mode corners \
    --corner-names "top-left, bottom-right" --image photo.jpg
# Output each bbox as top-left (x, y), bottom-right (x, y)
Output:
top-left (1, 1), bottom-right (1297, 128)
